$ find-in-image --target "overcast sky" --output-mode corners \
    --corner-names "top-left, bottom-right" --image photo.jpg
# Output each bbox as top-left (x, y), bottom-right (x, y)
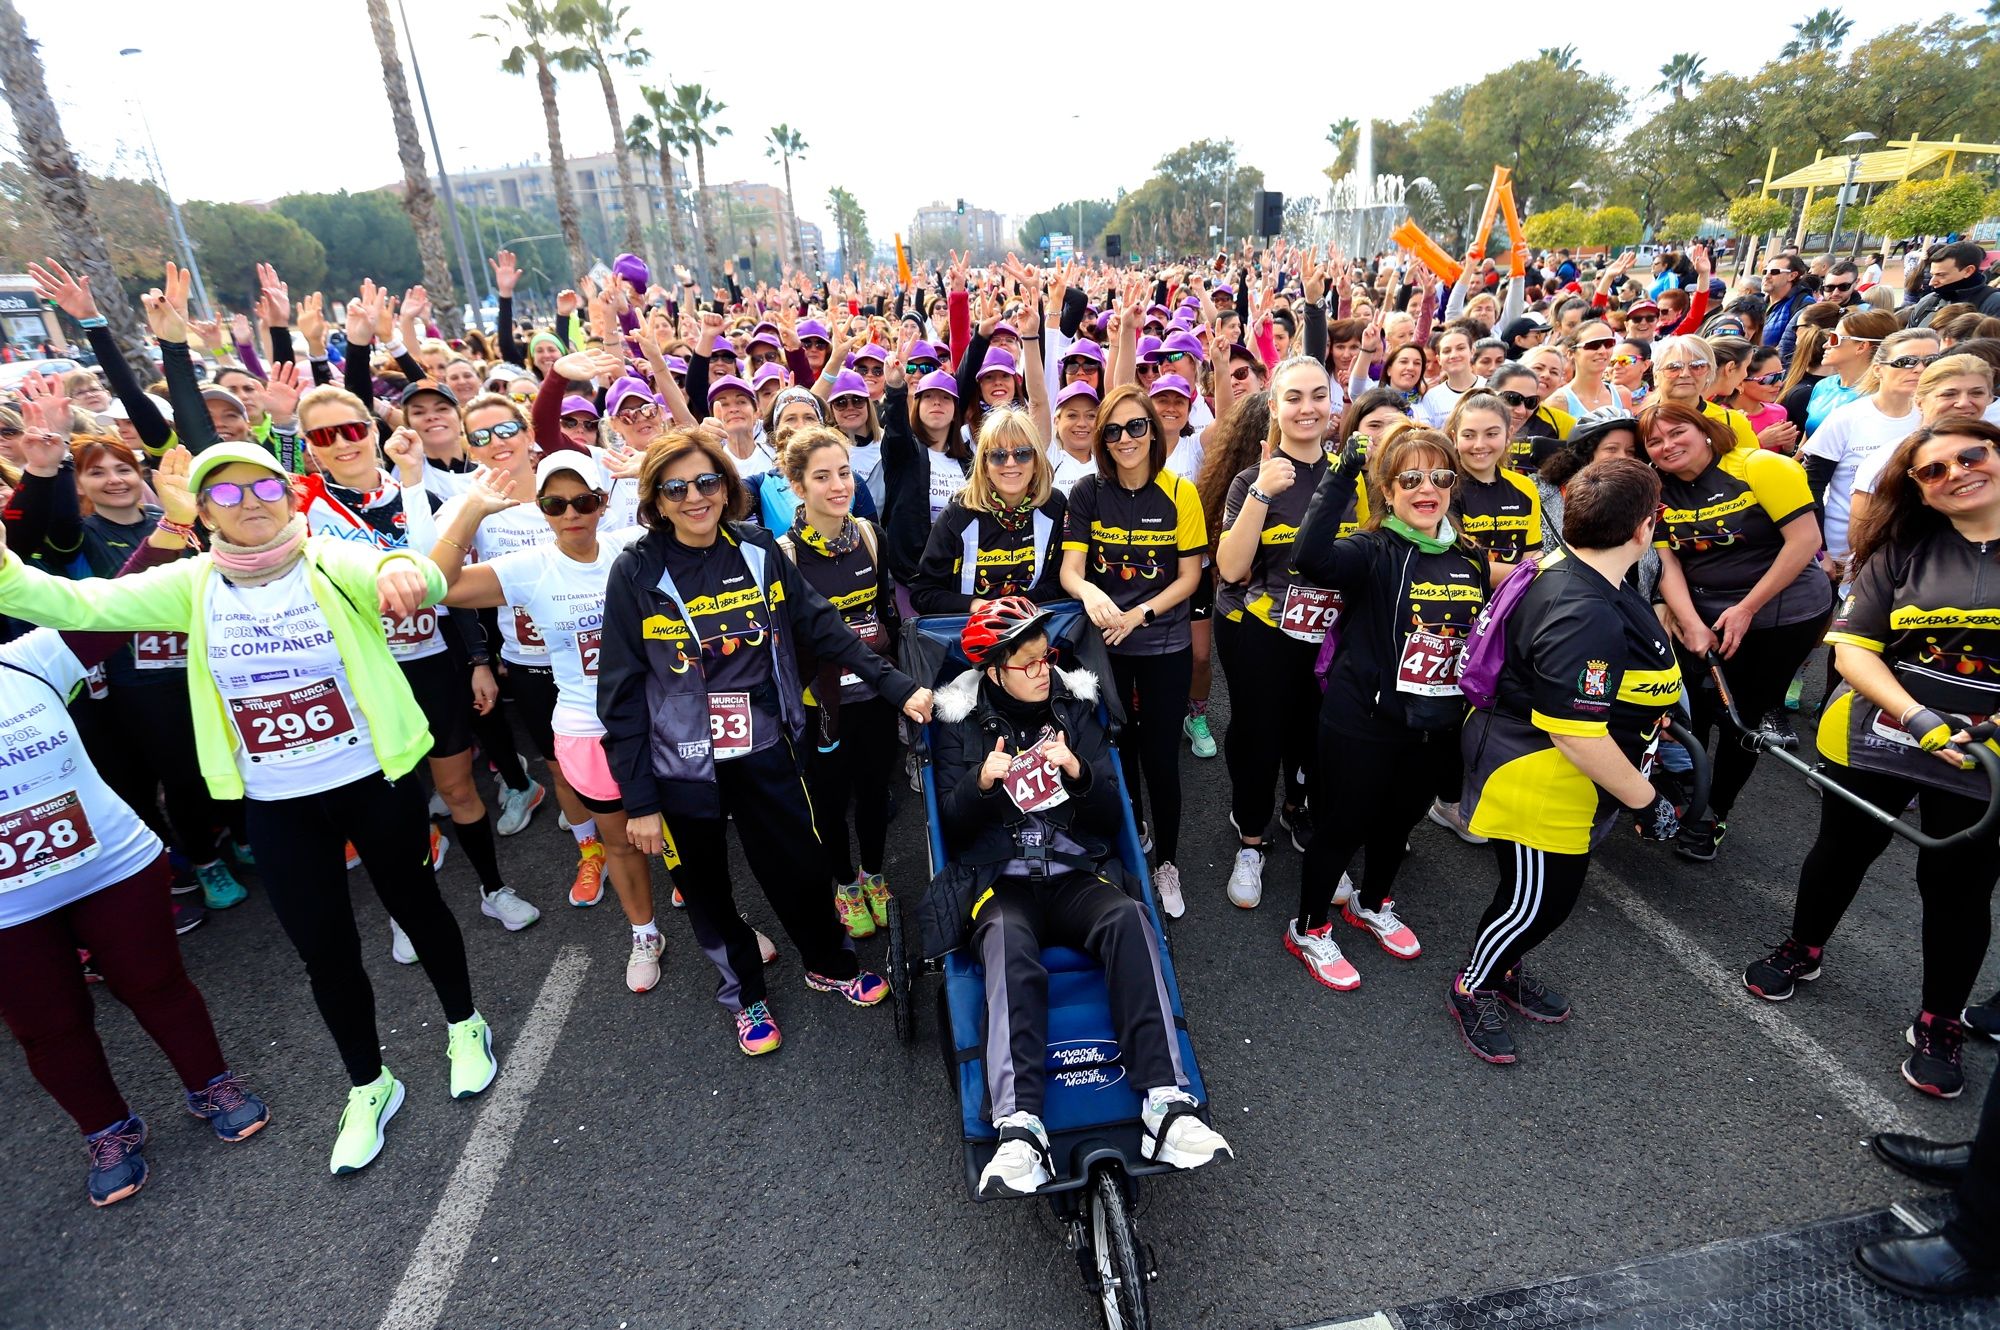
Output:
top-left (17, 0), bottom-right (1975, 253)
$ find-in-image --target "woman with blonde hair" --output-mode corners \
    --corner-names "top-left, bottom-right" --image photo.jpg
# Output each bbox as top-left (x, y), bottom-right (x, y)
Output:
top-left (1651, 333), bottom-right (1759, 453)
top-left (911, 407), bottom-right (1067, 612)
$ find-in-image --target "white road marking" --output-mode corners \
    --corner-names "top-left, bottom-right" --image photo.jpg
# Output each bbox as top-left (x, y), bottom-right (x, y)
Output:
top-left (1299, 1315), bottom-right (1399, 1330)
top-left (376, 945), bottom-right (592, 1330)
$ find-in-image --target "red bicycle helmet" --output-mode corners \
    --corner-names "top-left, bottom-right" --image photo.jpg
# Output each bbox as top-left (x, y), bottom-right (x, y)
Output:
top-left (960, 595), bottom-right (1054, 664)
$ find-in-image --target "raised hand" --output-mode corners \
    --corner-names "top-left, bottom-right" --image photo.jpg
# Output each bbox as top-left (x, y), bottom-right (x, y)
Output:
top-left (17, 371), bottom-right (71, 438)
top-left (375, 292), bottom-right (400, 345)
top-left (141, 287), bottom-right (188, 344)
top-left (296, 291), bottom-right (328, 352)
top-left (553, 347), bottom-right (625, 383)
top-left (153, 445), bottom-right (197, 524)
top-left (264, 361), bottom-right (303, 426)
top-left (464, 465), bottom-right (521, 516)
top-left (401, 284), bottom-right (431, 332)
top-left (185, 301), bottom-right (224, 353)
top-left (346, 279), bottom-right (383, 345)
top-left (384, 427), bottom-right (425, 482)
top-left (490, 249), bottom-right (520, 298)
top-left (976, 734), bottom-right (1013, 791)
top-left (229, 312), bottom-right (253, 347)
top-left (27, 258), bottom-right (99, 321)
top-left (256, 262), bottom-right (290, 326)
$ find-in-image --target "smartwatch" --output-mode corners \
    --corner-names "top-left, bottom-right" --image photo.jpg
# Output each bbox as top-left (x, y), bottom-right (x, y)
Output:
top-left (1141, 606), bottom-right (1157, 626)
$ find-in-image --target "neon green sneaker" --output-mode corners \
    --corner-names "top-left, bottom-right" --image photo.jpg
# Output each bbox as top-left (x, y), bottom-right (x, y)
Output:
top-left (1784, 674), bottom-right (1804, 711)
top-left (835, 883), bottom-right (876, 938)
top-left (862, 873), bottom-right (892, 929)
top-left (1183, 713), bottom-right (1217, 758)
top-left (329, 1068), bottom-right (404, 1175)
top-left (447, 1012), bottom-right (497, 1100)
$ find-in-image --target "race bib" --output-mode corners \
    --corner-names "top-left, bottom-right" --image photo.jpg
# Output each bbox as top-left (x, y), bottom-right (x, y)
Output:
top-left (0, 790), bottom-right (99, 892)
top-left (382, 608), bottom-right (439, 658)
top-left (576, 628), bottom-right (603, 678)
top-left (1396, 628), bottom-right (1464, 697)
top-left (84, 664), bottom-right (108, 700)
top-left (708, 691), bottom-right (753, 760)
top-left (1003, 733), bottom-right (1071, 814)
top-left (227, 678), bottom-right (360, 763)
top-left (1278, 585), bottom-right (1340, 644)
top-left (848, 611), bottom-right (886, 651)
top-left (511, 606), bottom-right (546, 651)
top-left (132, 631), bottom-right (189, 671)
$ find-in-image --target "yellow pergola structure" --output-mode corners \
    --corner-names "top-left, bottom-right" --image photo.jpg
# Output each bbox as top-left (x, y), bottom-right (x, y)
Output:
top-left (1756, 134), bottom-right (1999, 246)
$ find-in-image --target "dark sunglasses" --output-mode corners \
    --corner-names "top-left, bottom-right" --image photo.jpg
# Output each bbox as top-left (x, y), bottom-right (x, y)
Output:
top-left (1747, 371), bottom-right (1786, 386)
top-left (1157, 351), bottom-right (1190, 365)
top-left (659, 472), bottom-right (726, 503)
top-left (1497, 390), bottom-right (1542, 411)
top-left (560, 414), bottom-right (598, 429)
top-left (853, 362), bottom-right (885, 377)
top-left (985, 446), bottom-right (1037, 466)
top-left (1909, 444), bottom-right (1995, 486)
top-left (1821, 282), bottom-right (1854, 295)
top-left (0, 425), bottom-right (20, 439)
top-left (614, 402), bottom-right (660, 422)
top-left (1393, 468), bottom-right (1457, 491)
top-left (1626, 311), bottom-right (1659, 322)
top-left (1228, 365), bottom-right (1254, 383)
top-left (1062, 359), bottom-right (1100, 373)
top-left (799, 338), bottom-right (830, 351)
top-left (1135, 361), bottom-right (1164, 377)
top-left (1099, 417), bottom-right (1153, 444)
top-left (749, 350), bottom-right (782, 366)
top-left (1578, 338), bottom-right (1615, 352)
top-left (537, 491), bottom-right (607, 516)
top-left (305, 420), bottom-right (373, 448)
top-left (469, 419), bottom-right (526, 447)
top-left (203, 476), bottom-right (289, 506)
top-left (1883, 353), bottom-right (1944, 371)
top-left (905, 359), bottom-right (941, 377)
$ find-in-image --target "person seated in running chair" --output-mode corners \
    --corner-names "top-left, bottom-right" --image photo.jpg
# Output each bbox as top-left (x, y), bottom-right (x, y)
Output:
top-left (923, 597), bottom-right (1232, 1197)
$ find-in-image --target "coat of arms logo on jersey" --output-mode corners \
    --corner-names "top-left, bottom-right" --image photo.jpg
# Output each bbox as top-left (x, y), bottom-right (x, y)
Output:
top-left (1579, 659), bottom-right (1609, 698)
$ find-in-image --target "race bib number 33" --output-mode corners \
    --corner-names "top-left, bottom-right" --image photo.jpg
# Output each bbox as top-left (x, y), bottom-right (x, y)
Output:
top-left (708, 691), bottom-right (753, 760)
top-left (227, 678), bottom-right (359, 763)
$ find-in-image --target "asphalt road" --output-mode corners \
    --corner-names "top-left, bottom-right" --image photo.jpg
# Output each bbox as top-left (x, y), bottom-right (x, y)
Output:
top-left (3, 666), bottom-right (1995, 1330)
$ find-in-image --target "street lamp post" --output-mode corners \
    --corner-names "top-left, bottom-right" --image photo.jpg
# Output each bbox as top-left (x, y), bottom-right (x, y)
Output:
top-left (117, 48), bottom-right (211, 318)
top-left (1464, 181), bottom-right (1483, 250)
top-left (1831, 130), bottom-right (1877, 258)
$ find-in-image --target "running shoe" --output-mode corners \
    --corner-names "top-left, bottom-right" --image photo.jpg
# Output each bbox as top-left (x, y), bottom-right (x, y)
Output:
top-left (480, 887), bottom-right (541, 932)
top-left (184, 1071), bottom-right (269, 1142)
top-left (626, 931), bottom-right (663, 994)
top-left (1332, 873), bottom-right (1356, 910)
top-left (735, 1001), bottom-right (781, 1055)
top-left (1139, 1088), bottom-right (1233, 1170)
top-left (863, 873), bottom-right (892, 929)
top-left (1673, 816), bottom-right (1726, 862)
top-left (229, 838), bottom-right (255, 867)
top-left (172, 898), bottom-right (206, 935)
top-left (907, 749), bottom-right (923, 793)
top-left (1226, 848), bottom-right (1264, 909)
top-left (568, 838), bottom-right (606, 908)
top-left (1497, 965), bottom-right (1570, 1023)
top-left (1427, 798), bottom-right (1487, 844)
top-left (428, 825), bottom-right (449, 872)
top-left (1285, 918), bottom-right (1360, 991)
top-left (329, 1069), bottom-right (404, 1175)
top-left (757, 931), bottom-right (778, 965)
top-left (804, 968), bottom-right (888, 1007)
top-left (1137, 821), bottom-right (1154, 856)
top-left (427, 789), bottom-right (448, 820)
top-left (84, 1116), bottom-right (148, 1207)
top-left (671, 886), bottom-right (684, 909)
top-left (557, 812), bottom-right (573, 833)
top-left (1447, 977), bottom-right (1517, 1064)
top-left (1343, 897), bottom-right (1421, 958)
top-left (835, 883), bottom-right (876, 938)
top-left (1183, 713), bottom-right (1217, 758)
top-left (389, 919), bottom-right (418, 966)
top-left (1154, 862), bottom-right (1185, 918)
top-left (979, 1112), bottom-right (1052, 1197)
top-left (1784, 674), bottom-right (1805, 711)
top-left (194, 860), bottom-right (247, 910)
top-left (1278, 802), bottom-right (1313, 853)
top-left (1757, 708), bottom-right (1799, 751)
top-left (1964, 992), bottom-right (2000, 1043)
top-left (1904, 1013), bottom-right (1966, 1099)
top-left (446, 1012), bottom-right (497, 1099)
top-left (1744, 937), bottom-right (1822, 1001)
top-left (169, 851), bottom-right (199, 895)
top-left (494, 779), bottom-right (545, 836)
top-left (344, 841), bottom-right (361, 870)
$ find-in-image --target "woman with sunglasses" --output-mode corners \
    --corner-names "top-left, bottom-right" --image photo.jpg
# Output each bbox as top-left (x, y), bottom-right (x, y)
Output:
top-left (598, 428), bottom-right (934, 1057)
top-left (1287, 424), bottom-right (1490, 989)
top-left (1801, 329), bottom-right (1943, 581)
top-left (1552, 321), bottom-right (1630, 419)
top-left (1059, 385), bottom-right (1207, 918)
top-left (1610, 339), bottom-right (1652, 408)
top-left (1643, 399), bottom-right (1833, 862)
top-left (1651, 334), bottom-right (1760, 455)
top-left (1743, 420), bottom-right (2000, 1100)
top-left (1849, 354), bottom-right (1997, 524)
top-left (911, 408), bottom-right (1067, 614)
top-left (1724, 347), bottom-right (1796, 451)
top-left (1484, 364), bottom-right (1571, 474)
top-left (879, 332), bottom-right (973, 588)
top-left (1802, 312), bottom-right (1898, 438)
top-left (0, 438), bottom-right (497, 1174)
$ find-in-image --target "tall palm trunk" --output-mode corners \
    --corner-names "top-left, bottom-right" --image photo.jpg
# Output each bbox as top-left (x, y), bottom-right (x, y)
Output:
top-left (536, 57), bottom-right (588, 283)
top-left (657, 145), bottom-right (689, 272)
top-left (365, 0), bottom-right (459, 335)
top-left (692, 142), bottom-right (721, 289)
top-left (593, 64), bottom-right (646, 264)
top-left (778, 152), bottom-right (803, 273)
top-left (0, 0), bottom-right (150, 377)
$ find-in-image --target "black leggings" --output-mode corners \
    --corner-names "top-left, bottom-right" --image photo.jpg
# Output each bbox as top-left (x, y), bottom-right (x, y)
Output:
top-left (245, 771), bottom-right (475, 1086)
top-left (1215, 614), bottom-right (1316, 840)
top-left (79, 684), bottom-right (232, 863)
top-left (1108, 648), bottom-right (1193, 864)
top-left (1460, 839), bottom-right (1594, 990)
top-left (1676, 614), bottom-right (1826, 820)
top-left (1948, 1054), bottom-right (2000, 1266)
top-left (1300, 725), bottom-right (1460, 923)
top-left (803, 696), bottom-right (897, 883)
top-left (1789, 763), bottom-right (2000, 1016)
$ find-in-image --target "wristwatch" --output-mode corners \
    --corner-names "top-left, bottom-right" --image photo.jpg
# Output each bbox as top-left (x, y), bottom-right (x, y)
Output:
top-left (1141, 606), bottom-right (1157, 626)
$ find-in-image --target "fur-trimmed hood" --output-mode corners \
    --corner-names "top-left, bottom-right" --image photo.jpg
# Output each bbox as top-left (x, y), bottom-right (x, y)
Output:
top-left (933, 664), bottom-right (1100, 724)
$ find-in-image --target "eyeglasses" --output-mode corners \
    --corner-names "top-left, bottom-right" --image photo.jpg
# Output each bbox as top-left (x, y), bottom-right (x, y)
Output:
top-left (799, 338), bottom-right (830, 350)
top-left (0, 425), bottom-right (20, 439)
top-left (1062, 359), bottom-right (1099, 374)
top-left (614, 402), bottom-right (660, 423)
top-left (1825, 333), bottom-right (1877, 349)
top-left (1909, 444), bottom-right (1995, 486)
top-left (905, 359), bottom-right (941, 377)
top-left (830, 395), bottom-right (869, 409)
top-left (202, 476), bottom-right (289, 507)
top-left (1821, 282), bottom-right (1854, 295)
top-left (1135, 362), bottom-right (1163, 378)
top-left (1626, 311), bottom-right (1658, 323)
top-left (996, 647), bottom-right (1060, 677)
top-left (1763, 267), bottom-right (1790, 277)
top-left (986, 446), bottom-right (1037, 466)
top-left (1497, 390), bottom-right (1542, 410)
top-left (560, 414), bottom-right (598, 430)
top-left (1609, 354), bottom-right (1642, 368)
top-left (658, 472), bottom-right (726, 503)
top-left (507, 388), bottom-right (535, 403)
top-left (1099, 417), bottom-right (1153, 443)
top-left (1661, 360), bottom-right (1711, 375)
top-left (305, 420), bottom-right (374, 448)
top-left (1882, 353), bottom-right (1944, 371)
top-left (468, 419), bottom-right (526, 447)
top-left (1228, 365), bottom-right (1254, 383)
top-left (1393, 468), bottom-right (1457, 492)
top-left (853, 362), bottom-right (885, 378)
top-left (1747, 371), bottom-right (1786, 387)
top-left (749, 350), bottom-right (782, 367)
top-left (537, 491), bottom-right (607, 516)
top-left (1578, 338), bottom-right (1615, 352)
top-left (1157, 351), bottom-right (1190, 365)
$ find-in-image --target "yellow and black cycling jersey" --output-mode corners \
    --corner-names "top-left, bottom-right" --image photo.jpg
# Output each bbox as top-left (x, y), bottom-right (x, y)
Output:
top-left (1216, 452), bottom-right (1365, 629)
top-left (909, 492), bottom-right (1068, 613)
top-left (1456, 469), bottom-right (1544, 566)
top-left (1462, 551), bottom-right (1683, 855)
top-left (1818, 526), bottom-right (2000, 791)
top-left (1062, 469), bottom-right (1206, 655)
top-left (1654, 445), bottom-right (1832, 628)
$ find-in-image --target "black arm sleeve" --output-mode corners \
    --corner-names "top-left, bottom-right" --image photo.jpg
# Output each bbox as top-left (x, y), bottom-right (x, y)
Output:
top-left (1802, 452), bottom-right (1837, 514)
top-left (685, 352), bottom-right (711, 418)
top-left (3, 462), bottom-right (82, 561)
top-left (268, 325), bottom-right (294, 372)
top-left (394, 350), bottom-right (426, 383)
top-left (86, 326), bottom-right (172, 453)
top-left (1291, 450), bottom-right (1372, 588)
top-left (1303, 300), bottom-right (1328, 365)
top-left (954, 330), bottom-right (991, 406)
top-left (497, 295), bottom-right (523, 367)
top-left (343, 341), bottom-right (375, 412)
top-left (160, 341), bottom-right (219, 453)
top-left (1059, 287), bottom-right (1087, 340)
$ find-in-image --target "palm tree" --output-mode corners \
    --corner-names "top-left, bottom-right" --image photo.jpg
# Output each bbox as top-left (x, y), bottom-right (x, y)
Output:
top-left (825, 186), bottom-right (870, 276)
top-left (553, 0), bottom-right (650, 265)
top-left (1781, 6), bottom-right (1854, 57)
top-left (365, 0), bottom-right (460, 334)
top-left (1538, 44), bottom-right (1581, 71)
top-left (1653, 52), bottom-right (1708, 101)
top-left (481, 0), bottom-right (588, 283)
top-left (630, 87), bottom-right (690, 274)
top-left (666, 82), bottom-right (729, 287)
top-left (764, 124), bottom-right (809, 275)
top-left (1326, 117), bottom-right (1357, 175)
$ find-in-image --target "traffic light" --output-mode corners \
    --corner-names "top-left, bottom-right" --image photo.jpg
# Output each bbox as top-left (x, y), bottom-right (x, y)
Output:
top-left (956, 198), bottom-right (966, 216)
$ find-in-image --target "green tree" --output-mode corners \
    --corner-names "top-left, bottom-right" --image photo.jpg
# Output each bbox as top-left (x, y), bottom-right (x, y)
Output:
top-left (1585, 206), bottom-right (1643, 248)
top-left (480, 0), bottom-right (588, 283)
top-left (630, 86), bottom-right (690, 272)
top-left (1782, 7), bottom-right (1854, 57)
top-left (182, 202), bottom-right (327, 308)
top-left (1103, 140), bottom-right (1264, 255)
top-left (365, 0), bottom-right (460, 335)
top-left (1539, 44), bottom-right (1581, 71)
top-left (1326, 117), bottom-right (1357, 176)
top-left (1654, 52), bottom-right (1708, 100)
top-left (825, 186), bottom-right (870, 274)
top-left (1017, 199), bottom-right (1116, 254)
top-left (273, 190), bottom-right (423, 297)
top-left (1727, 195), bottom-right (1794, 237)
top-left (1521, 203), bottom-right (1591, 249)
top-left (666, 82), bottom-right (730, 286)
top-left (764, 124), bottom-right (808, 273)
top-left (553, 0), bottom-right (651, 265)
top-left (1802, 196), bottom-right (1840, 235)
top-left (1656, 211), bottom-right (1707, 243)
top-left (0, 166), bottom-right (177, 293)
top-left (1861, 174), bottom-right (1992, 241)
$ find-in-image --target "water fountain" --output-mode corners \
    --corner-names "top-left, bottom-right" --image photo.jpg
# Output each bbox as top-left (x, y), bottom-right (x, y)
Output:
top-left (1313, 118), bottom-right (1415, 259)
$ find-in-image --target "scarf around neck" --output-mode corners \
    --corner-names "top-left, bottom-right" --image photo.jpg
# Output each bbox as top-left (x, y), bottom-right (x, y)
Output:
top-left (1384, 513), bottom-right (1456, 554)
top-left (211, 513), bottom-right (309, 587)
top-left (791, 509), bottom-right (859, 557)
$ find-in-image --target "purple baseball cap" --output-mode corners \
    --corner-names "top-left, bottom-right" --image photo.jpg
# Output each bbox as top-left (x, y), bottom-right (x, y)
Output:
top-left (746, 330), bottom-right (782, 353)
top-left (707, 374), bottom-right (756, 404)
top-left (1162, 330), bottom-right (1207, 362)
top-left (1055, 381), bottom-right (1100, 410)
top-left (1094, 311), bottom-right (1112, 334)
top-left (796, 318), bottom-right (831, 342)
top-left (906, 339), bottom-right (943, 363)
top-left (1146, 304), bottom-right (1171, 321)
top-left (913, 369), bottom-right (959, 399)
top-left (604, 377), bottom-right (660, 416)
top-left (828, 369), bottom-right (869, 401)
top-left (751, 363), bottom-right (789, 389)
top-left (559, 394), bottom-right (600, 418)
top-left (664, 354), bottom-right (689, 375)
top-left (991, 321), bottom-right (1019, 341)
top-left (1135, 335), bottom-right (1165, 363)
top-left (1213, 284), bottom-right (1236, 298)
top-left (851, 343), bottom-right (889, 364)
top-left (1148, 373), bottom-right (1195, 400)
top-left (975, 348), bottom-right (1019, 380)
top-left (1060, 340), bottom-right (1106, 366)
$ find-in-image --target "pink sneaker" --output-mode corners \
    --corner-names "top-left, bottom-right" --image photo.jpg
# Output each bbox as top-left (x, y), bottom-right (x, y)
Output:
top-left (1343, 898), bottom-right (1421, 959)
top-left (1285, 919), bottom-right (1360, 991)
top-left (804, 969), bottom-right (888, 1007)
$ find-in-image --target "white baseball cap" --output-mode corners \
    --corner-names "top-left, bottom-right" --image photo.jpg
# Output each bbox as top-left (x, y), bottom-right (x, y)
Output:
top-left (535, 450), bottom-right (605, 491)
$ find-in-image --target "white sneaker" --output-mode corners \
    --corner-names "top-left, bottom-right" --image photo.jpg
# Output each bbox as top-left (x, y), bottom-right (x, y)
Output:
top-left (1332, 873), bottom-right (1356, 910)
top-left (427, 790), bottom-right (448, 820)
top-left (1139, 1089), bottom-right (1233, 1170)
top-left (389, 919), bottom-right (418, 965)
top-left (1427, 798), bottom-right (1487, 845)
top-left (495, 779), bottom-right (545, 836)
top-left (1343, 897), bottom-right (1422, 959)
top-left (1153, 862), bottom-right (1185, 919)
top-left (480, 887), bottom-right (541, 932)
top-left (1138, 821), bottom-right (1154, 856)
top-left (626, 931), bottom-right (663, 993)
top-left (757, 931), bottom-right (778, 965)
top-left (1226, 848), bottom-right (1264, 909)
top-left (978, 1111), bottom-right (1052, 1197)
top-left (1285, 917), bottom-right (1360, 991)
top-left (557, 812), bottom-right (573, 833)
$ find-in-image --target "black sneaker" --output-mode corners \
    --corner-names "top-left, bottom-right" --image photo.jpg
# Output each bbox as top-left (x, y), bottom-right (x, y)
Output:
top-left (1673, 816), bottom-right (1726, 862)
top-left (1757, 708), bottom-right (1799, 751)
top-left (1744, 937), bottom-right (1822, 1001)
top-left (1278, 803), bottom-right (1313, 853)
top-left (1446, 979), bottom-right (1517, 1064)
top-left (1903, 1013), bottom-right (1966, 1099)
top-left (172, 898), bottom-right (207, 935)
top-left (1497, 965), bottom-right (1570, 1023)
top-left (1964, 993), bottom-right (2000, 1043)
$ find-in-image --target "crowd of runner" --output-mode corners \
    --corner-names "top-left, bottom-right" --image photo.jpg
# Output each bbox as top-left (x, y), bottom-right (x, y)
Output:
top-left (0, 233), bottom-right (1996, 1268)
